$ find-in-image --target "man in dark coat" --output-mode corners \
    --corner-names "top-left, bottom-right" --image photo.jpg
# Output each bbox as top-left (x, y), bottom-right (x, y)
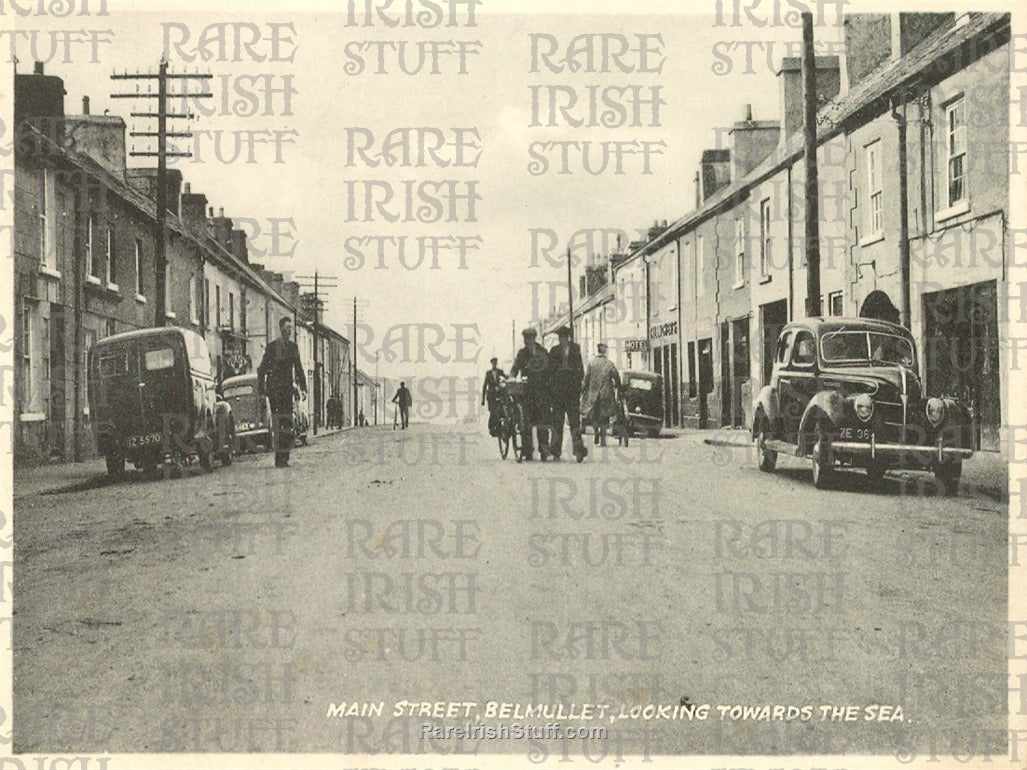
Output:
top-left (392, 381), bottom-right (412, 429)
top-left (510, 327), bottom-right (550, 461)
top-left (481, 357), bottom-right (507, 437)
top-left (257, 316), bottom-right (307, 468)
top-left (547, 325), bottom-right (587, 461)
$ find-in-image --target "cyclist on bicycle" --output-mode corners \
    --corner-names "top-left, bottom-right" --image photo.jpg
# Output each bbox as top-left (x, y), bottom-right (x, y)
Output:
top-left (481, 356), bottom-right (507, 437)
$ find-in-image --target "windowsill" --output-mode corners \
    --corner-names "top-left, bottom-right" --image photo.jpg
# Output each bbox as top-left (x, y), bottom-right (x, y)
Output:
top-left (135, 294), bottom-right (147, 304)
top-left (860, 231), bottom-right (885, 247)
top-left (85, 275), bottom-right (102, 286)
top-left (19, 412), bottom-right (46, 422)
top-left (759, 274), bottom-right (772, 285)
top-left (733, 280), bottom-right (745, 290)
top-left (38, 265), bottom-right (62, 280)
top-left (936, 199), bottom-right (970, 223)
top-left (191, 317), bottom-right (200, 326)
top-left (166, 311), bottom-right (177, 320)
top-left (106, 282), bottom-right (119, 293)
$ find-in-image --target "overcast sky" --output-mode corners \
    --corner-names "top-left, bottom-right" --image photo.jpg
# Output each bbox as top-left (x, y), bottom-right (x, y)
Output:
top-left (20, 0), bottom-right (854, 385)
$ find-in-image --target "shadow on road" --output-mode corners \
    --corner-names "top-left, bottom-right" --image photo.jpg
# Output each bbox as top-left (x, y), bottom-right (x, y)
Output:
top-left (756, 465), bottom-right (1005, 503)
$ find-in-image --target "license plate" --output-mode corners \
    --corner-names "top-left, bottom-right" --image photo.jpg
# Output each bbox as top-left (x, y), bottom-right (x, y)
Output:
top-left (126, 432), bottom-right (162, 448)
top-left (840, 427), bottom-right (873, 441)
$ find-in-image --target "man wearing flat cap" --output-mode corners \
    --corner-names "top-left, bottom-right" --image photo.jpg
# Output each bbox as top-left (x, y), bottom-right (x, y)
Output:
top-left (510, 327), bottom-right (551, 461)
top-left (547, 325), bottom-right (587, 461)
top-left (481, 356), bottom-right (507, 437)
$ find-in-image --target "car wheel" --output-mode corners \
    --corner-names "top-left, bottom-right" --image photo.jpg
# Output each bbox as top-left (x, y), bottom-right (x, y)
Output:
top-left (935, 459), bottom-right (962, 496)
top-left (756, 416), bottom-right (777, 472)
top-left (647, 428), bottom-right (660, 439)
top-left (105, 453), bottom-right (125, 480)
top-left (865, 460), bottom-right (887, 484)
top-left (219, 430), bottom-right (234, 467)
top-left (198, 435), bottom-right (214, 472)
top-left (811, 432), bottom-right (833, 489)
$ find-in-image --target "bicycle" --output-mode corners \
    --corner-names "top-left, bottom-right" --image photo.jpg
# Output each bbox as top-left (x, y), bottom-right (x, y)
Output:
top-left (496, 379), bottom-right (526, 461)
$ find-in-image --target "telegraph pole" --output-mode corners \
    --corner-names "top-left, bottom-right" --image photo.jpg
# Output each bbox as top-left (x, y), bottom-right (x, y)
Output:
top-left (296, 271), bottom-right (338, 435)
top-left (352, 297), bottom-right (359, 427)
top-left (112, 59), bottom-right (211, 327)
top-left (801, 12), bottom-right (821, 317)
top-left (566, 247), bottom-right (575, 340)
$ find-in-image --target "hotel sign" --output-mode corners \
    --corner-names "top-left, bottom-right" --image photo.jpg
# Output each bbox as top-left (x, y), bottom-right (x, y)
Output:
top-left (649, 321), bottom-right (677, 340)
top-left (624, 338), bottom-right (649, 352)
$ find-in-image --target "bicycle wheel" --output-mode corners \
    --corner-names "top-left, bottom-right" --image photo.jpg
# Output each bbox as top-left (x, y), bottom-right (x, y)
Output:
top-left (497, 413), bottom-right (511, 459)
top-left (513, 403), bottom-right (526, 462)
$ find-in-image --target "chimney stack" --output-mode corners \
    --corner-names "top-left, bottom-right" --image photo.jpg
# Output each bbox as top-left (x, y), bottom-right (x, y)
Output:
top-left (843, 13), bottom-right (954, 89)
top-left (82, 96), bottom-right (90, 114)
top-left (699, 149), bottom-right (731, 203)
top-left (777, 55), bottom-right (841, 140)
top-left (230, 229), bottom-right (249, 264)
top-left (729, 106), bottom-right (780, 180)
top-left (34, 62), bottom-right (44, 75)
top-left (180, 185), bottom-right (209, 238)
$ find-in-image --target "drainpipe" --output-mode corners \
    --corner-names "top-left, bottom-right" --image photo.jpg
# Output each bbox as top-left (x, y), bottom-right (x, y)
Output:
top-left (72, 170), bottom-right (84, 462)
top-left (892, 88), bottom-right (911, 328)
top-left (917, 90), bottom-right (930, 238)
top-left (675, 239), bottom-right (682, 428)
top-left (787, 164), bottom-right (794, 321)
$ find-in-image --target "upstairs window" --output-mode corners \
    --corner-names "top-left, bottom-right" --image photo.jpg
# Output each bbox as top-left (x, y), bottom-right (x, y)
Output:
top-left (134, 239), bottom-right (144, 296)
top-left (864, 140), bottom-right (883, 238)
top-left (106, 226), bottom-right (116, 286)
top-left (86, 215), bottom-right (99, 280)
top-left (759, 198), bottom-right (772, 277)
top-left (734, 219), bottom-right (745, 287)
top-left (945, 97), bottom-right (967, 208)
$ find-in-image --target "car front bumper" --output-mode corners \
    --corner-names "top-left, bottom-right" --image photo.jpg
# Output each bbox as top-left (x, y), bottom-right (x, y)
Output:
top-left (831, 437), bottom-right (973, 463)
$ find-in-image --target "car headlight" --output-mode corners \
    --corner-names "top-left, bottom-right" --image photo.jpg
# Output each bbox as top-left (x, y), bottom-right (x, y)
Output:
top-left (926, 398), bottom-right (946, 426)
top-left (854, 394), bottom-right (874, 422)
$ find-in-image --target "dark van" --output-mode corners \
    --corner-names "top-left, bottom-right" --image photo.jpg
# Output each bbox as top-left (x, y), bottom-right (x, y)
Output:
top-left (87, 327), bottom-right (235, 478)
top-left (620, 370), bottom-right (664, 437)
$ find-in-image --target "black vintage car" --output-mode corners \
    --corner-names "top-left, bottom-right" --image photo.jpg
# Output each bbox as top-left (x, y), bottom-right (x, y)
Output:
top-left (620, 370), bottom-right (663, 438)
top-left (88, 327), bottom-right (235, 478)
top-left (220, 373), bottom-right (272, 452)
top-left (751, 317), bottom-right (974, 493)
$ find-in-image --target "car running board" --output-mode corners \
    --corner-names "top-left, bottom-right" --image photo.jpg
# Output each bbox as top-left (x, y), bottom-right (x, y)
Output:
top-left (766, 439), bottom-right (801, 456)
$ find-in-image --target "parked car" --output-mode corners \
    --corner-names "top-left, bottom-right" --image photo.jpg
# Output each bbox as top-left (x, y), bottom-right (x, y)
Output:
top-left (751, 317), bottom-right (974, 493)
top-left (87, 327), bottom-right (234, 478)
top-left (220, 373), bottom-right (271, 452)
top-left (620, 370), bottom-right (663, 438)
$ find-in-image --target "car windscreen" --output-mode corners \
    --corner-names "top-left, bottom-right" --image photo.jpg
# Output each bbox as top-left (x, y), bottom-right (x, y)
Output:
top-left (223, 385), bottom-right (255, 399)
top-left (821, 331), bottom-right (915, 367)
top-left (627, 378), bottom-right (654, 390)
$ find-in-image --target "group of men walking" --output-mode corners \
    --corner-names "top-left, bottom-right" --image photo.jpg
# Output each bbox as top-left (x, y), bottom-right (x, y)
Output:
top-left (482, 325), bottom-right (622, 462)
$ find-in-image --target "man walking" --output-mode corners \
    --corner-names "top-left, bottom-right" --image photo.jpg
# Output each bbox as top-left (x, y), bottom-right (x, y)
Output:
top-left (481, 356), bottom-right (507, 437)
top-left (547, 325), bottom-right (586, 461)
top-left (257, 316), bottom-right (307, 468)
top-left (510, 327), bottom-right (550, 461)
top-left (392, 381), bottom-right (412, 429)
top-left (581, 342), bottom-right (622, 447)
